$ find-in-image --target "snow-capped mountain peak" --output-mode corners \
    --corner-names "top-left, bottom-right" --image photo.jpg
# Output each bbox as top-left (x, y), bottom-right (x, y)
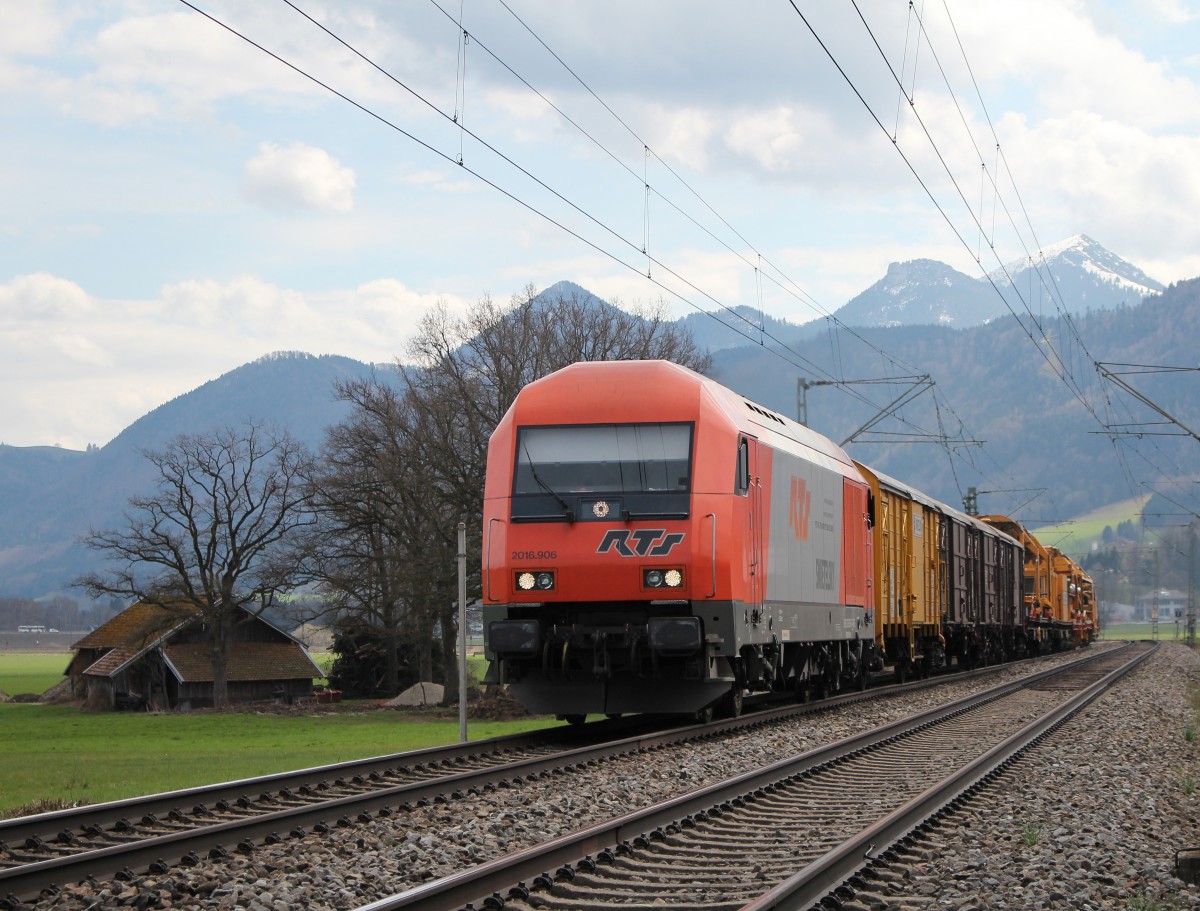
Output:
top-left (831, 235), bottom-right (1162, 329)
top-left (988, 234), bottom-right (1163, 300)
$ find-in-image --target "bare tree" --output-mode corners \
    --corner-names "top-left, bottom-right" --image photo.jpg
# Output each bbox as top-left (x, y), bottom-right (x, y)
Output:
top-left (296, 286), bottom-right (710, 706)
top-left (78, 423), bottom-right (315, 708)
top-left (401, 285), bottom-right (711, 704)
top-left (297, 376), bottom-right (447, 694)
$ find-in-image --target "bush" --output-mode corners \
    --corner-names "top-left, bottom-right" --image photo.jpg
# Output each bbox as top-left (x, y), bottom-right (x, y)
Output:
top-left (327, 620), bottom-right (444, 698)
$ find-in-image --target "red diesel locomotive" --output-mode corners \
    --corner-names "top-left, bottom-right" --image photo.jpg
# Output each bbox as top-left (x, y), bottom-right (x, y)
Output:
top-left (480, 360), bottom-right (1083, 720)
top-left (481, 360), bottom-right (875, 719)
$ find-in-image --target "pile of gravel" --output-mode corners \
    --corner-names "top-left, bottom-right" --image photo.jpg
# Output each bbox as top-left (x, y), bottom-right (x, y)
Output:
top-left (22, 643), bottom-right (1199, 911)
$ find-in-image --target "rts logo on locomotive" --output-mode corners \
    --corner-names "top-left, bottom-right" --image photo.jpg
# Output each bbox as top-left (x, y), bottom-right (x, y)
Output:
top-left (789, 477), bottom-right (812, 542)
top-left (597, 529), bottom-right (686, 557)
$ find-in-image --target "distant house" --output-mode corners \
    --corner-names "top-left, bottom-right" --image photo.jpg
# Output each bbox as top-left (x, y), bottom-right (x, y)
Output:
top-left (1134, 589), bottom-right (1190, 622)
top-left (67, 601), bottom-right (324, 710)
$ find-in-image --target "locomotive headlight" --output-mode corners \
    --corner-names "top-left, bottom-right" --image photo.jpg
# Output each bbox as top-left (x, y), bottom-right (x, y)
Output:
top-left (517, 570), bottom-right (556, 591)
top-left (644, 568), bottom-right (684, 589)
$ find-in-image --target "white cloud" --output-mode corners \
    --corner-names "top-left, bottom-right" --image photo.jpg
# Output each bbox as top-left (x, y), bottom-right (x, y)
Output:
top-left (0, 273), bottom-right (470, 448)
top-left (404, 169), bottom-right (475, 193)
top-left (4, 0), bottom-right (1200, 447)
top-left (0, 272), bottom-right (93, 319)
top-left (242, 141), bottom-right (356, 212)
top-left (1141, 0), bottom-right (1198, 25)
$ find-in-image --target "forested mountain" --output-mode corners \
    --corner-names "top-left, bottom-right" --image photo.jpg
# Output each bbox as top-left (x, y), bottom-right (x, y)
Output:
top-left (0, 353), bottom-right (387, 600)
top-left (718, 278), bottom-right (1199, 522)
top-left (2, 267), bottom-right (1195, 602)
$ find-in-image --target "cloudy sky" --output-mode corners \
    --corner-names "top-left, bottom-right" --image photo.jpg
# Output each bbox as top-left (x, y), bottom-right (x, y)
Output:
top-left (3, 0), bottom-right (1199, 449)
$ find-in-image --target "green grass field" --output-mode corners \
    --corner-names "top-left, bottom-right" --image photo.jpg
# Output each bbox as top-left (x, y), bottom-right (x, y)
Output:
top-left (0, 652), bottom-right (68, 696)
top-left (1100, 621), bottom-right (1193, 641)
top-left (0, 649), bottom-right (553, 818)
top-left (0, 701), bottom-right (557, 818)
top-left (1032, 493), bottom-right (1151, 557)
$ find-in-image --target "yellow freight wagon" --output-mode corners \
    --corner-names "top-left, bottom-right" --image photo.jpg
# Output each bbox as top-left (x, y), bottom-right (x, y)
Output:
top-left (854, 461), bottom-right (945, 680)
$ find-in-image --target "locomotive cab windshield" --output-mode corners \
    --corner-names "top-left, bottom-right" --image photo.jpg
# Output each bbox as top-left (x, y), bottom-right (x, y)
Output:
top-left (511, 422), bottom-right (693, 522)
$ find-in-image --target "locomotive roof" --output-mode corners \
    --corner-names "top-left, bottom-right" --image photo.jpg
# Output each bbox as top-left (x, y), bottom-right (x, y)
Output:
top-left (699, 372), bottom-right (861, 475)
top-left (513, 360), bottom-right (861, 476)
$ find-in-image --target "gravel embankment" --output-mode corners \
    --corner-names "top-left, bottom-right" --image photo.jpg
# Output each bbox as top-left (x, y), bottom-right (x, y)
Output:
top-left (842, 641), bottom-right (1200, 911)
top-left (28, 643), bottom-right (1200, 911)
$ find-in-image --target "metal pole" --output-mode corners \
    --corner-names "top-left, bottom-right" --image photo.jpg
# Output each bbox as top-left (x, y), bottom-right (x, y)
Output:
top-left (458, 520), bottom-right (468, 743)
top-left (1189, 521), bottom-right (1196, 649)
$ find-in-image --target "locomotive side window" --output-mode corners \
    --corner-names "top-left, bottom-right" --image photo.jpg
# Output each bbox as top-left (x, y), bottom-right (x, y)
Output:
top-left (736, 438), bottom-right (750, 495)
top-left (514, 423), bottom-right (693, 496)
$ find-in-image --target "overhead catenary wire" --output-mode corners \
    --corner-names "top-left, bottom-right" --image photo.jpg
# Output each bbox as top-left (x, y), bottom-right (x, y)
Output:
top-left (382, 1), bottom-right (1068, 507)
top-left (787, 0), bottom-right (1190, 518)
top-left (178, 0), bottom-right (1176, 524)
top-left (912, 0), bottom-right (1189, 503)
top-left (181, 0), bottom-right (882, 396)
top-left (231, 0), bottom-right (985, 443)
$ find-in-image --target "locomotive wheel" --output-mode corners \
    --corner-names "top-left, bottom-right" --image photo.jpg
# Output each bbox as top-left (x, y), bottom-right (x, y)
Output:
top-left (562, 714), bottom-right (586, 726)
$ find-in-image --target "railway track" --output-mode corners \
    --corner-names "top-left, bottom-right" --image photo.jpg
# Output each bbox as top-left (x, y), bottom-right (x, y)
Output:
top-left (0, 719), bottom-right (642, 906)
top-left (359, 641), bottom-right (1154, 911)
top-left (0, 647), bottom-right (1120, 909)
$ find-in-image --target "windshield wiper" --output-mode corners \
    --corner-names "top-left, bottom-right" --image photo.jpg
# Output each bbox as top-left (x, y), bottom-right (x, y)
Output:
top-left (520, 442), bottom-right (575, 523)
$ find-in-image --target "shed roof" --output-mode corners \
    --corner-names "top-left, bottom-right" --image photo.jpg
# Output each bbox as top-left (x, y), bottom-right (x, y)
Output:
top-left (162, 641), bottom-right (324, 683)
top-left (73, 601), bottom-right (198, 651)
top-left (81, 646), bottom-right (140, 678)
top-left (74, 600), bottom-right (321, 684)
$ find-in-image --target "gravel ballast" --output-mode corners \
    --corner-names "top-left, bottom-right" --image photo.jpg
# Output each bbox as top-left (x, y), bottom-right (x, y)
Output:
top-left (21, 643), bottom-right (1200, 911)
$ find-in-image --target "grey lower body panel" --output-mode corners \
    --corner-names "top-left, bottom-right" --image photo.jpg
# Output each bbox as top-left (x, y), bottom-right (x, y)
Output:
top-left (507, 674), bottom-right (731, 716)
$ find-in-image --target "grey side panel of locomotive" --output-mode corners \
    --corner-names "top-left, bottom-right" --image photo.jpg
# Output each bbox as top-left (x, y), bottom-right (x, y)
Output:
top-left (748, 446), bottom-right (868, 644)
top-left (763, 446), bottom-right (843, 605)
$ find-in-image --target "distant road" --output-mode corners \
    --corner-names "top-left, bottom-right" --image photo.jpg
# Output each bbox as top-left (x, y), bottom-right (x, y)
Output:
top-left (0, 632), bottom-right (82, 652)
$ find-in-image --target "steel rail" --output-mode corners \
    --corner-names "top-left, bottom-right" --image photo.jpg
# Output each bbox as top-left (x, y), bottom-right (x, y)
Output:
top-left (0, 713), bottom-right (657, 856)
top-left (0, 655), bottom-right (1005, 904)
top-left (0, 641), bottom-right (1082, 854)
top-left (741, 641), bottom-right (1158, 910)
top-left (0, 646), bottom-right (1120, 906)
top-left (354, 643), bottom-right (1141, 911)
top-left (0, 717), bottom-right (686, 903)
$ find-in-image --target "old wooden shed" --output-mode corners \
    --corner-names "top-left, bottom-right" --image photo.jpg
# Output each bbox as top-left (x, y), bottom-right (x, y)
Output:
top-left (68, 601), bottom-right (324, 710)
